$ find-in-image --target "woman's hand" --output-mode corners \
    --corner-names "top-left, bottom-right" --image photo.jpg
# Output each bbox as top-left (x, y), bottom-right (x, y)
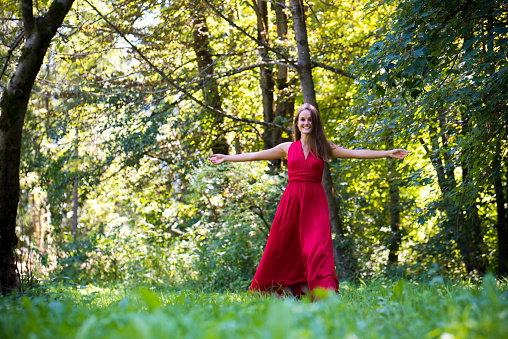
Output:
top-left (208, 154), bottom-right (228, 165)
top-left (388, 149), bottom-right (410, 160)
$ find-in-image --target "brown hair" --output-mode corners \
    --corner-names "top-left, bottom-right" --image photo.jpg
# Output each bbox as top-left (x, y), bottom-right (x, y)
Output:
top-left (293, 103), bottom-right (332, 162)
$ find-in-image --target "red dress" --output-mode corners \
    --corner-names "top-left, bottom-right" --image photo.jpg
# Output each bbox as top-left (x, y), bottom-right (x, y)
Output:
top-left (249, 140), bottom-right (339, 295)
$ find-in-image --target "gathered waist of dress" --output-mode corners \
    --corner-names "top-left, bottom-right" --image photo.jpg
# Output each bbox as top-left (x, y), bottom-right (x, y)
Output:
top-left (288, 170), bottom-right (322, 183)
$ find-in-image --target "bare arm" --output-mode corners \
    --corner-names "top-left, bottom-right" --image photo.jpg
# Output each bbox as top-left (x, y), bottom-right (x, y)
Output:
top-left (330, 144), bottom-right (410, 160)
top-left (208, 142), bottom-right (292, 165)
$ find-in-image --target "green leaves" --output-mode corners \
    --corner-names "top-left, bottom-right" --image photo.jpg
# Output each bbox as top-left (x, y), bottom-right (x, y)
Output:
top-left (185, 161), bottom-right (285, 290)
top-left (350, 0), bottom-right (508, 277)
top-left (391, 279), bottom-right (405, 301)
top-left (138, 287), bottom-right (162, 310)
top-left (2, 279), bottom-right (507, 339)
top-left (11, 0), bottom-right (506, 291)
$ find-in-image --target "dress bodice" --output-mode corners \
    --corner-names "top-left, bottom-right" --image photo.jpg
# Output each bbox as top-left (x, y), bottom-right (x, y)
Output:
top-left (287, 140), bottom-right (324, 183)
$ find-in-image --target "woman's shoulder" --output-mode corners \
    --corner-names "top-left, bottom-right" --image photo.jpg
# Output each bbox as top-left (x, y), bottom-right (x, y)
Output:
top-left (277, 141), bottom-right (294, 156)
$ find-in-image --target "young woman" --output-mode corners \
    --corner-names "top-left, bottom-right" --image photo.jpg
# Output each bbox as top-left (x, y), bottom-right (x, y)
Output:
top-left (208, 103), bottom-right (409, 296)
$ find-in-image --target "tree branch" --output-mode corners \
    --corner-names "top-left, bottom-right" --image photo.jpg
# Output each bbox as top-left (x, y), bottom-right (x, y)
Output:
top-left (84, 0), bottom-right (292, 132)
top-left (418, 137), bottom-right (431, 155)
top-left (20, 0), bottom-right (35, 37)
top-left (207, 0), bottom-right (353, 80)
top-left (146, 152), bottom-right (171, 163)
top-left (0, 32), bottom-right (24, 83)
top-left (168, 227), bottom-right (186, 237)
top-left (203, 0), bottom-right (297, 68)
top-left (264, 0), bottom-right (290, 9)
top-left (180, 62), bottom-right (296, 95)
top-left (306, 1), bottom-right (321, 24)
top-left (0, 17), bottom-right (23, 21)
top-left (315, 0), bottom-right (339, 9)
top-left (250, 206), bottom-right (270, 238)
top-left (202, 61), bottom-right (297, 80)
top-left (311, 60), bottom-right (354, 79)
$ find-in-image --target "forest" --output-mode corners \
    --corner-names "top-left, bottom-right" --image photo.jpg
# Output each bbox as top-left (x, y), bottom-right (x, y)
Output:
top-left (0, 0), bottom-right (507, 338)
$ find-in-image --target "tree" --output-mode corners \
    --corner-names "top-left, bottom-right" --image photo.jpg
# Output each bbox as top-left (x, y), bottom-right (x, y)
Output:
top-left (191, 3), bottom-right (229, 155)
top-left (287, 0), bottom-right (346, 272)
top-left (253, 0), bottom-right (295, 171)
top-left (354, 0), bottom-right (507, 276)
top-left (386, 133), bottom-right (402, 265)
top-left (0, 0), bottom-right (76, 294)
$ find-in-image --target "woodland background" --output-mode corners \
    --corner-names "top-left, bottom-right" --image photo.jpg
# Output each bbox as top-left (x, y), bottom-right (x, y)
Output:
top-left (0, 0), bottom-right (507, 292)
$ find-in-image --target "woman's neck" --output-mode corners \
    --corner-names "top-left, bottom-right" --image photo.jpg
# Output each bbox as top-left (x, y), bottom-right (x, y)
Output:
top-left (300, 134), bottom-right (310, 146)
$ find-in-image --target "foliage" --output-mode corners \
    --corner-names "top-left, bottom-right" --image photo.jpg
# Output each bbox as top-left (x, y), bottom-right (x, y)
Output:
top-left (184, 161), bottom-right (286, 290)
top-left (1, 276), bottom-right (508, 338)
top-left (349, 0), bottom-right (507, 276)
top-left (53, 225), bottom-right (174, 285)
top-left (5, 0), bottom-right (507, 289)
top-left (43, 160), bottom-right (286, 290)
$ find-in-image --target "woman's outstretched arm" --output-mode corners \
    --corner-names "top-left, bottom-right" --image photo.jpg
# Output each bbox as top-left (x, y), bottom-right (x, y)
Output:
top-left (330, 144), bottom-right (410, 160)
top-left (208, 142), bottom-right (292, 165)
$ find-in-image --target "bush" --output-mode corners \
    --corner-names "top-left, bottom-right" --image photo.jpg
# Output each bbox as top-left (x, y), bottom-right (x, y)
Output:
top-left (49, 161), bottom-right (287, 290)
top-left (182, 161), bottom-right (286, 291)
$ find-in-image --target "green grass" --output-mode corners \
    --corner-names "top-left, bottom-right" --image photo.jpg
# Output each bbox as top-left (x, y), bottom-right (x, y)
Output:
top-left (1, 275), bottom-right (507, 338)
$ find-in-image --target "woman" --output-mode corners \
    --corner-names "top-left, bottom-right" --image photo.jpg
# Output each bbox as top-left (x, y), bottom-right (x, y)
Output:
top-left (208, 103), bottom-right (409, 296)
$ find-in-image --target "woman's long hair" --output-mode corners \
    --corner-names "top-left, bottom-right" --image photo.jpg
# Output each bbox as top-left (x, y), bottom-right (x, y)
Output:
top-left (293, 103), bottom-right (332, 162)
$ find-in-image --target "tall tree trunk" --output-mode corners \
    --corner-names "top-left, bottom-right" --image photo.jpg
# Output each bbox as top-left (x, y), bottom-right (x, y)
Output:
top-left (72, 129), bottom-right (78, 238)
top-left (422, 109), bottom-right (487, 275)
top-left (191, 9), bottom-right (229, 155)
top-left (254, 0), bottom-right (293, 170)
top-left (387, 136), bottom-right (401, 265)
top-left (458, 114), bottom-right (487, 275)
top-left (493, 142), bottom-right (507, 276)
top-left (254, 0), bottom-right (275, 147)
top-left (0, 0), bottom-right (75, 294)
top-left (505, 156), bottom-right (508, 275)
top-left (288, 0), bottom-right (344, 270)
top-left (38, 199), bottom-right (44, 252)
top-left (272, 0), bottom-right (294, 163)
top-left (31, 193), bottom-right (38, 237)
top-left (288, 0), bottom-right (317, 104)
top-left (72, 178), bottom-right (78, 238)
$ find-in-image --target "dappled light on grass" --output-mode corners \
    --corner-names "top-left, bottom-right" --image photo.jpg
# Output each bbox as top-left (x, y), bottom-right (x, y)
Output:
top-left (1, 276), bottom-right (507, 338)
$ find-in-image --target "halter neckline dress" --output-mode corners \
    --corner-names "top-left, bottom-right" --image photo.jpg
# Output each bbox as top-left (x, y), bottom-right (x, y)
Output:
top-left (249, 140), bottom-right (339, 295)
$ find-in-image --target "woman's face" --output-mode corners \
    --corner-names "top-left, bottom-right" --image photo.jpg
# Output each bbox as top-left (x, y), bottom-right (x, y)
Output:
top-left (297, 110), bottom-right (312, 135)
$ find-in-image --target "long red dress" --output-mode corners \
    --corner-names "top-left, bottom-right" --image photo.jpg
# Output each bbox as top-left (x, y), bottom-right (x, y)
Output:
top-left (249, 140), bottom-right (339, 295)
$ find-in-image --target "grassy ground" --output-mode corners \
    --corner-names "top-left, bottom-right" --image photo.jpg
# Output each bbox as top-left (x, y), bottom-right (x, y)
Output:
top-left (1, 275), bottom-right (507, 338)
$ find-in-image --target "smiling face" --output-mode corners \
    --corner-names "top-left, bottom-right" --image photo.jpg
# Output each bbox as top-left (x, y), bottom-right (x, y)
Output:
top-left (292, 103), bottom-right (331, 161)
top-left (297, 110), bottom-right (312, 135)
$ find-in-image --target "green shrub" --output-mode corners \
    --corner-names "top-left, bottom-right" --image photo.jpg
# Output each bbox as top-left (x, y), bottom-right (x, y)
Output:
top-left (182, 161), bottom-right (286, 291)
top-left (1, 276), bottom-right (507, 338)
top-left (49, 161), bottom-right (287, 290)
